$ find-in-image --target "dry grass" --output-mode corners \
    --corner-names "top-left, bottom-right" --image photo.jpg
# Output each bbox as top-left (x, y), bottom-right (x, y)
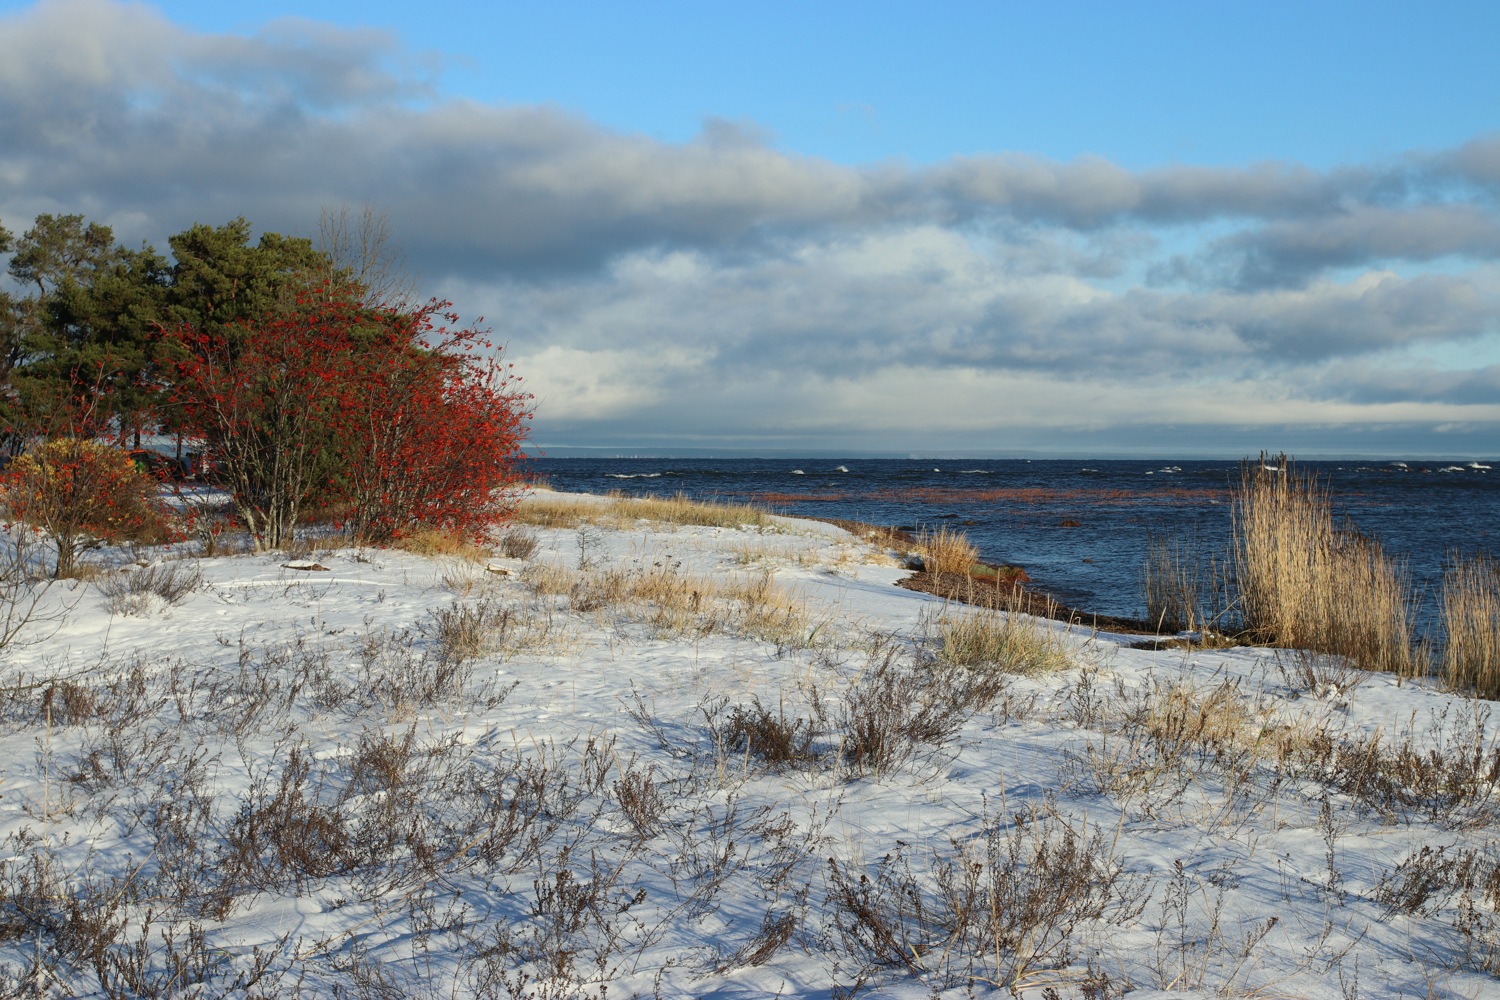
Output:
top-left (279, 531), bottom-right (349, 559)
top-left (512, 493), bottom-right (597, 529)
top-left (934, 594), bottom-right (1071, 675)
top-left (916, 524), bottom-right (979, 576)
top-left (729, 539), bottom-right (871, 571)
top-left (515, 491), bottom-right (777, 533)
top-left (623, 493), bottom-right (776, 530)
top-left (522, 558), bottom-right (819, 644)
top-left (1442, 552), bottom-right (1500, 698)
top-left (1232, 454), bottom-right (1420, 676)
top-left (388, 526), bottom-right (494, 561)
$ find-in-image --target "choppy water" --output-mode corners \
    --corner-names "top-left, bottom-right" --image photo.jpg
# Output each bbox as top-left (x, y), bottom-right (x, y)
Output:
top-left (529, 457), bottom-right (1500, 634)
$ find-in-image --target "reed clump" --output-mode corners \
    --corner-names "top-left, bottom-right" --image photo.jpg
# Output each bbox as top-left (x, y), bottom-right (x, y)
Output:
top-left (917, 524), bottom-right (979, 576)
top-left (1442, 553), bottom-right (1500, 698)
top-left (1142, 531), bottom-right (1204, 633)
top-left (1232, 454), bottom-right (1420, 676)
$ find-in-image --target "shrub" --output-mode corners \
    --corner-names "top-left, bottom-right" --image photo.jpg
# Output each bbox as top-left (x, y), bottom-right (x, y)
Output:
top-left (2, 438), bottom-right (173, 576)
top-left (499, 528), bottom-right (539, 559)
top-left (335, 302), bottom-right (530, 544)
top-left (720, 697), bottom-right (824, 772)
top-left (838, 644), bottom-right (999, 776)
top-left (827, 806), bottom-right (1146, 990)
top-left (164, 288), bottom-right (530, 550)
top-left (96, 561), bottom-right (204, 616)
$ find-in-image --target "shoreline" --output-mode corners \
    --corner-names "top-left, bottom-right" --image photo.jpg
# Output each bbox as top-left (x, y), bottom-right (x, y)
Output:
top-left (798, 513), bottom-right (1164, 636)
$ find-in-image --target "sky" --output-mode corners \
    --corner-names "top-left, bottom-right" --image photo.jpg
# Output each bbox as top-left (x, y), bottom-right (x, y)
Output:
top-left (1, 0), bottom-right (1498, 458)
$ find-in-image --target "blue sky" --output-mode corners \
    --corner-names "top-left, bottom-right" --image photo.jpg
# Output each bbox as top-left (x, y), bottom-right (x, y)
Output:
top-left (133, 0), bottom-right (1500, 169)
top-left (2, 0), bottom-right (1498, 456)
top-left (129, 0), bottom-right (1500, 170)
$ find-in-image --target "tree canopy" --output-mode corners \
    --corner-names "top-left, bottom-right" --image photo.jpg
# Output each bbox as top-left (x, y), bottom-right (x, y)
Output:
top-left (0, 210), bottom-right (531, 553)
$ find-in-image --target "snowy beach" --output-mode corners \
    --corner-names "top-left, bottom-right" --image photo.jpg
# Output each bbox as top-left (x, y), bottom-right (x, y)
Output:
top-left (0, 489), bottom-right (1496, 997)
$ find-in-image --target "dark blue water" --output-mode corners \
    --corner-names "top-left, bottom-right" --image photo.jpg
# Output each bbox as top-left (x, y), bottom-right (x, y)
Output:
top-left (528, 457), bottom-right (1500, 632)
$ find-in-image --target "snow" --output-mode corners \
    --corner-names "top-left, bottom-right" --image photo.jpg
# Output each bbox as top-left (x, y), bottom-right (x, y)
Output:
top-left (0, 490), bottom-right (1497, 997)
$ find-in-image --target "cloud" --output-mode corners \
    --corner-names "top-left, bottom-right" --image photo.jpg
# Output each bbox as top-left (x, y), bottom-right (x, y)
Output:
top-left (1176, 205), bottom-right (1500, 289)
top-left (1436, 133), bottom-right (1500, 192)
top-left (1315, 363), bottom-right (1500, 406)
top-left (1, 0), bottom-right (1498, 454)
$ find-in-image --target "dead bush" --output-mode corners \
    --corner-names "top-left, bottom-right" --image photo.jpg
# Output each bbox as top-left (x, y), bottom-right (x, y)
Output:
top-left (827, 805), bottom-right (1146, 991)
top-left (837, 645), bottom-right (997, 778)
top-left (217, 746), bottom-right (354, 908)
top-left (96, 561), bottom-right (204, 616)
top-left (720, 697), bottom-right (825, 772)
top-left (42, 680), bottom-right (99, 726)
top-left (1377, 841), bottom-right (1500, 972)
top-left (361, 620), bottom-right (516, 714)
top-left (612, 759), bottom-right (669, 841)
top-left (1276, 648), bottom-right (1366, 702)
top-left (1296, 702), bottom-right (1500, 828)
top-left (499, 528), bottom-right (540, 559)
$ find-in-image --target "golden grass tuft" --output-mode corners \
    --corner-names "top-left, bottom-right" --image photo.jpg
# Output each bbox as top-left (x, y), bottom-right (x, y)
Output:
top-left (934, 592), bottom-right (1070, 675)
top-left (1232, 454), bottom-right (1420, 676)
top-left (390, 527), bottom-right (493, 562)
top-left (1443, 553), bottom-right (1500, 699)
top-left (620, 493), bottom-right (776, 530)
top-left (512, 495), bottom-right (596, 529)
top-left (514, 491), bottom-right (776, 532)
top-left (521, 557), bottom-right (819, 644)
top-left (1137, 679), bottom-right (1261, 754)
top-left (917, 524), bottom-right (979, 576)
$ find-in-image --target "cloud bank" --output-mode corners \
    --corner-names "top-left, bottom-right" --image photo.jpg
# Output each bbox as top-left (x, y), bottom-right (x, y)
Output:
top-left (2, 0), bottom-right (1497, 456)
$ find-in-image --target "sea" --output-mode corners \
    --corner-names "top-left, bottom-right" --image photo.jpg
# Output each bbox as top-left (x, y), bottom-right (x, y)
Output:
top-left (528, 456), bottom-right (1500, 636)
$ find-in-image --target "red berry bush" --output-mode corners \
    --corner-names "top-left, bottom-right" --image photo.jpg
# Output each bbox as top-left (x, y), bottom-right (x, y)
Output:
top-left (164, 288), bottom-right (530, 550)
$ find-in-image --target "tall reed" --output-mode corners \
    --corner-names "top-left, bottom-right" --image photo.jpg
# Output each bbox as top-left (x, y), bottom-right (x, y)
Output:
top-left (1142, 531), bottom-right (1202, 633)
top-left (1443, 553), bottom-right (1500, 698)
top-left (1232, 454), bottom-right (1420, 676)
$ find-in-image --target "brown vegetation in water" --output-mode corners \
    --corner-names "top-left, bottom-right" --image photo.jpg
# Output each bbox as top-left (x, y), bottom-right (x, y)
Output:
top-left (872, 485), bottom-right (1231, 506)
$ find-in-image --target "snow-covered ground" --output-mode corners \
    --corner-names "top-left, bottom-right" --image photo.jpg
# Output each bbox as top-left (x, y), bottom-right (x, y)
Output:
top-left (0, 490), bottom-right (1497, 998)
